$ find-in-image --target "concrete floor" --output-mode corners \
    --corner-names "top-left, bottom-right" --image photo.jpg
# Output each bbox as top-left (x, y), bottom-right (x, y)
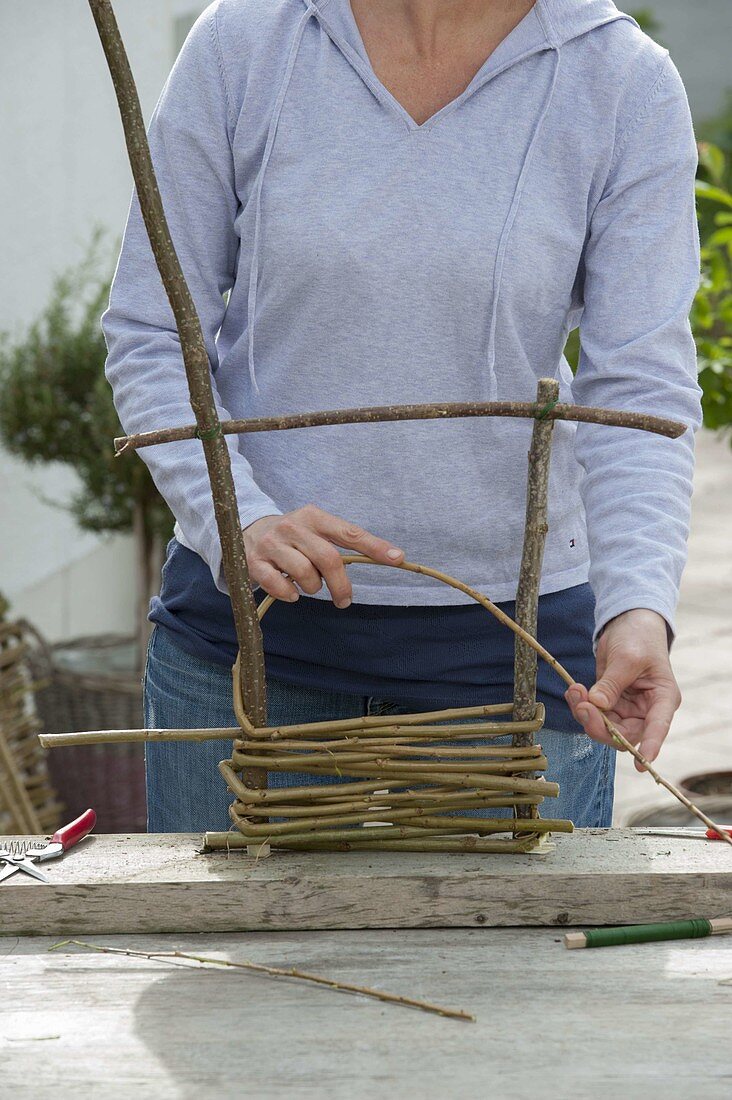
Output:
top-left (613, 428), bottom-right (732, 824)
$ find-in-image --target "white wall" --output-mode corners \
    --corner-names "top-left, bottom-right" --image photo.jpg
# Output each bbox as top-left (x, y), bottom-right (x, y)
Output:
top-left (0, 0), bottom-right (730, 641)
top-left (646, 0), bottom-right (732, 120)
top-left (0, 0), bottom-right (206, 640)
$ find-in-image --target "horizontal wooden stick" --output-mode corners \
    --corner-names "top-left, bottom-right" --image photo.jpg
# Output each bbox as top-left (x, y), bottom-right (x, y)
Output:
top-left (235, 739), bottom-right (544, 758)
top-left (226, 758), bottom-right (558, 795)
top-left (230, 809), bottom-right (572, 840)
top-left (227, 815), bottom-right (570, 844)
top-left (205, 830), bottom-right (545, 854)
top-left (39, 727), bottom-right (238, 748)
top-left (219, 763), bottom-right (544, 816)
top-left (231, 751), bottom-right (547, 775)
top-left (38, 711), bottom-right (542, 749)
top-left (38, 722), bottom-right (538, 749)
top-left (218, 766), bottom-right (542, 806)
top-left (114, 399), bottom-right (687, 454)
top-left (239, 794), bottom-right (543, 818)
top-left (249, 702), bottom-right (527, 739)
top-left (245, 718), bottom-right (544, 742)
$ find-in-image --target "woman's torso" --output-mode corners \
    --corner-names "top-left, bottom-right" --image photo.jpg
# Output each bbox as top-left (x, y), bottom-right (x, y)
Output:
top-left (194, 0), bottom-right (649, 604)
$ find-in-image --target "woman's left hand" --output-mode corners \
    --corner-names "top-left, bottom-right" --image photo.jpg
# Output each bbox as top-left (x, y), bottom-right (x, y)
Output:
top-left (563, 608), bottom-right (681, 772)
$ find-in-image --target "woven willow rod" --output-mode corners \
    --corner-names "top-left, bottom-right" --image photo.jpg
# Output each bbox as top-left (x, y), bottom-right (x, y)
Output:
top-left (223, 760), bottom-right (559, 796)
top-left (113, 400), bottom-right (686, 454)
top-left (222, 815), bottom-right (574, 841)
top-left (234, 740), bottom-right (544, 756)
top-left (205, 831), bottom-right (549, 854)
top-left (213, 777), bottom-right (544, 807)
top-left (38, 716), bottom-right (542, 749)
top-left (230, 794), bottom-right (545, 818)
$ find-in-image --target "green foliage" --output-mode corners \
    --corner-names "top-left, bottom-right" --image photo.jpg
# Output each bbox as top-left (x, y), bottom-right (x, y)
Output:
top-left (694, 144), bottom-right (732, 439)
top-left (0, 228), bottom-right (172, 539)
top-left (628, 8), bottom-right (664, 40)
top-left (698, 88), bottom-right (732, 195)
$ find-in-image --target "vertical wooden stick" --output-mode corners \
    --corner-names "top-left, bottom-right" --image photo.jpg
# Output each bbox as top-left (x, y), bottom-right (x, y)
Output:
top-left (512, 378), bottom-right (559, 823)
top-left (86, 1), bottom-right (266, 791)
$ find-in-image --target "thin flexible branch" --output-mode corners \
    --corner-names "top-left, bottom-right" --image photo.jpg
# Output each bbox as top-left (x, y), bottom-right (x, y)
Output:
top-left (48, 940), bottom-right (475, 1023)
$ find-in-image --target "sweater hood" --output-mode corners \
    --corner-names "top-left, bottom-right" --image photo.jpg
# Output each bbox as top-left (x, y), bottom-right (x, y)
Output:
top-left (310, 0), bottom-right (638, 49)
top-left (245, 0), bottom-right (641, 393)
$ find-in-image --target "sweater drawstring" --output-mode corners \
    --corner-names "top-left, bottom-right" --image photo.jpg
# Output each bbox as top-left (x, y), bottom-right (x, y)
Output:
top-left (484, 44), bottom-right (561, 399)
top-left (246, 2), bottom-right (318, 394)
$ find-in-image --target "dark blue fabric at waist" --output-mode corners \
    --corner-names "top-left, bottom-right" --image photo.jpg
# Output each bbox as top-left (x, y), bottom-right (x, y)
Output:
top-left (149, 538), bottom-right (596, 733)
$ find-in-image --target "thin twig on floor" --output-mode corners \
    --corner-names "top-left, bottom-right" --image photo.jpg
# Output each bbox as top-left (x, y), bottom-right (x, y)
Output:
top-left (48, 939), bottom-right (476, 1022)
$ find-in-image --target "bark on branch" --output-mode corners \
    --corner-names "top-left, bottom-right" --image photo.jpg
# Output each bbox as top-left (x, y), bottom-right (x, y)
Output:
top-left (114, 400), bottom-right (687, 454)
top-left (87, 1), bottom-right (266, 785)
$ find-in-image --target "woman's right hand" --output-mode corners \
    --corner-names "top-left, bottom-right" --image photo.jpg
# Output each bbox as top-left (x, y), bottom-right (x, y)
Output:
top-left (242, 504), bottom-right (404, 607)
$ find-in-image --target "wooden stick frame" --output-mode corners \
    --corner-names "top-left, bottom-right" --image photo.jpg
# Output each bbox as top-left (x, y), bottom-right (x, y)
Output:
top-left (47, 1), bottom-right (718, 854)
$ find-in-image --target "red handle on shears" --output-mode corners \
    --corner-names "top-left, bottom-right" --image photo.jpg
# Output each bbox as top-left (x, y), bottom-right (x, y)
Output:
top-left (50, 809), bottom-right (97, 851)
top-left (706, 827), bottom-right (732, 841)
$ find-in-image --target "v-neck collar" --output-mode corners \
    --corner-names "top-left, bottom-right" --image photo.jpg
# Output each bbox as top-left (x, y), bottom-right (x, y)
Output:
top-left (323, 0), bottom-right (550, 133)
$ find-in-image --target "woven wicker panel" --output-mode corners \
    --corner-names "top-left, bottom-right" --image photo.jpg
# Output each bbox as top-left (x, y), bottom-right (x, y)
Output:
top-left (0, 621), bottom-right (64, 834)
top-left (217, 562), bottom-right (574, 854)
top-left (219, 701), bottom-right (569, 854)
top-left (24, 628), bottom-right (146, 833)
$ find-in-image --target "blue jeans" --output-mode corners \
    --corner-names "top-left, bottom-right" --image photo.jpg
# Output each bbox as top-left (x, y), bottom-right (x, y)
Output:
top-left (143, 623), bottom-right (616, 833)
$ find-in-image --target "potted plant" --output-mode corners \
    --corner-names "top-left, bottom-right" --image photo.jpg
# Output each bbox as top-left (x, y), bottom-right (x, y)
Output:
top-left (0, 227), bottom-right (173, 674)
top-left (0, 230), bottom-right (173, 832)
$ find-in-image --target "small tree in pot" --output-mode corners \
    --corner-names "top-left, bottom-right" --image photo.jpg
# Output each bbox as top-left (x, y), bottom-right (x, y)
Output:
top-left (0, 229), bottom-right (172, 671)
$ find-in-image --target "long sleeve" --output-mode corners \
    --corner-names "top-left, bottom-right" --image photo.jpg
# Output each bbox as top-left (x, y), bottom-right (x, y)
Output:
top-left (101, 5), bottom-right (282, 593)
top-left (571, 53), bottom-right (703, 645)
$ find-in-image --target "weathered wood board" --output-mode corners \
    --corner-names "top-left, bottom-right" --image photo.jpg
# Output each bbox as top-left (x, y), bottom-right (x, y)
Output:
top-left (3, 928), bottom-right (732, 1098)
top-left (1, 828), bottom-right (730, 935)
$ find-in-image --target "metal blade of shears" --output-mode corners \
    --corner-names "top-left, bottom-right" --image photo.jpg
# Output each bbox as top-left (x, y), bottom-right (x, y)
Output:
top-left (0, 857), bottom-right (49, 883)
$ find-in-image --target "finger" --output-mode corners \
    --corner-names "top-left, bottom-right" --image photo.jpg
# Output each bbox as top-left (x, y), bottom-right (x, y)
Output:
top-left (312, 509), bottom-right (404, 564)
top-left (250, 561), bottom-right (301, 602)
top-left (268, 544), bottom-right (324, 596)
top-left (288, 527), bottom-right (357, 605)
top-left (575, 701), bottom-right (617, 743)
top-left (637, 695), bottom-right (677, 767)
top-left (289, 529), bottom-right (353, 607)
top-left (564, 683), bottom-right (589, 712)
top-left (572, 701), bottom-right (646, 750)
top-left (588, 652), bottom-right (644, 711)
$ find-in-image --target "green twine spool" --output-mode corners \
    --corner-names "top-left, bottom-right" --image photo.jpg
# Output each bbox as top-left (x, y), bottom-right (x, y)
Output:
top-left (583, 918), bottom-right (713, 948)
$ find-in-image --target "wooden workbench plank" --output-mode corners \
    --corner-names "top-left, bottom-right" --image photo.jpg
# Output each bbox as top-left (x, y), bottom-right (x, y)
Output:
top-left (3, 929), bottom-right (731, 1098)
top-left (1, 829), bottom-right (730, 935)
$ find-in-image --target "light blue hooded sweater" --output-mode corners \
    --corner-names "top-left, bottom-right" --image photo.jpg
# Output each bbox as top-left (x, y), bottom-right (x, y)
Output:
top-left (102, 0), bottom-right (703, 642)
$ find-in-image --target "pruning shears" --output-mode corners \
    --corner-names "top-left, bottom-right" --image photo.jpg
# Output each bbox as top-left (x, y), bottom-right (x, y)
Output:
top-left (0, 808), bottom-right (96, 884)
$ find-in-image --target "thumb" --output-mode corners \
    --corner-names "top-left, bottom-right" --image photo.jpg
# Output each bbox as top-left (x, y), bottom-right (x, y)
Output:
top-left (589, 654), bottom-right (640, 711)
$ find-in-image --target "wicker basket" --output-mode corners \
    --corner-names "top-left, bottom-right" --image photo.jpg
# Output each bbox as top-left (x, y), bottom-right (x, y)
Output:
top-left (0, 620), bottom-right (64, 834)
top-left (24, 626), bottom-right (146, 832)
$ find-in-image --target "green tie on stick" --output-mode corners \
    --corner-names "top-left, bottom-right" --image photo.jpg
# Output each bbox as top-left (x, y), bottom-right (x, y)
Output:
top-left (564, 917), bottom-right (732, 950)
